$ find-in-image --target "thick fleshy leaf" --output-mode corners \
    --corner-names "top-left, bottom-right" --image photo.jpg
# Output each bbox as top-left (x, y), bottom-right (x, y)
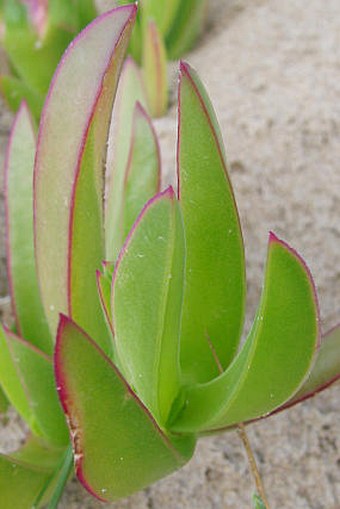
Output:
top-left (0, 385), bottom-right (8, 413)
top-left (34, 5), bottom-right (136, 353)
top-left (274, 324), bottom-right (340, 412)
top-left (96, 262), bottom-right (115, 340)
top-left (0, 436), bottom-right (65, 509)
top-left (0, 74), bottom-right (43, 118)
top-left (112, 188), bottom-right (185, 424)
top-left (170, 234), bottom-right (319, 433)
top-left (121, 102), bottom-right (161, 240)
top-left (142, 19), bottom-right (168, 118)
top-left (0, 325), bottom-right (68, 445)
top-left (2, 2), bottom-right (72, 95)
top-left (105, 56), bottom-right (148, 260)
top-left (177, 61), bottom-right (246, 383)
top-left (140, 0), bottom-right (181, 37)
top-left (55, 316), bottom-right (195, 502)
top-left (5, 102), bottom-right (52, 354)
top-left (166, 0), bottom-right (207, 60)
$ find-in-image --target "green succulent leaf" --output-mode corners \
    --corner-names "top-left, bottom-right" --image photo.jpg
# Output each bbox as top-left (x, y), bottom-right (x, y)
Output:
top-left (55, 315), bottom-right (195, 502)
top-left (105, 56), bottom-right (148, 261)
top-left (166, 0), bottom-right (207, 60)
top-left (177, 61), bottom-right (246, 384)
top-left (0, 385), bottom-right (8, 413)
top-left (112, 188), bottom-right (185, 424)
top-left (275, 324), bottom-right (340, 412)
top-left (0, 324), bottom-right (68, 445)
top-left (96, 263), bottom-right (115, 340)
top-left (140, 0), bottom-right (181, 37)
top-left (34, 5), bottom-right (136, 353)
top-left (0, 75), bottom-right (43, 119)
top-left (121, 102), bottom-right (161, 240)
top-left (0, 435), bottom-right (66, 509)
top-left (5, 102), bottom-right (52, 354)
top-left (142, 19), bottom-right (168, 118)
top-left (170, 234), bottom-right (319, 433)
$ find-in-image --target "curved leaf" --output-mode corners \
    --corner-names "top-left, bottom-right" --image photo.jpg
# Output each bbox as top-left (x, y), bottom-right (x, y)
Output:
top-left (177, 62), bottom-right (246, 383)
top-left (55, 316), bottom-right (195, 502)
top-left (105, 56), bottom-right (148, 260)
top-left (4, 102), bottom-right (52, 354)
top-left (112, 188), bottom-right (185, 424)
top-left (34, 5), bottom-right (136, 353)
top-left (0, 325), bottom-right (68, 445)
top-left (142, 19), bottom-right (168, 118)
top-left (170, 234), bottom-right (319, 433)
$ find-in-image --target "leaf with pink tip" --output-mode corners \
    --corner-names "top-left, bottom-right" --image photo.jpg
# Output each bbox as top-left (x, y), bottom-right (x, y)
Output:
top-left (169, 234), bottom-right (319, 433)
top-left (112, 188), bottom-right (185, 424)
top-left (142, 19), bottom-right (168, 118)
top-left (5, 102), bottom-right (52, 354)
top-left (177, 62), bottom-right (246, 384)
top-left (273, 324), bottom-right (340, 413)
top-left (34, 6), bottom-right (136, 353)
top-left (0, 324), bottom-right (68, 445)
top-left (55, 315), bottom-right (195, 501)
top-left (122, 102), bottom-right (161, 240)
top-left (105, 56), bottom-right (148, 261)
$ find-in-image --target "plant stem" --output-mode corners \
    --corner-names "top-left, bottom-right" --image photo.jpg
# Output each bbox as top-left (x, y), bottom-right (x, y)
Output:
top-left (237, 423), bottom-right (270, 509)
top-left (205, 332), bottom-right (270, 508)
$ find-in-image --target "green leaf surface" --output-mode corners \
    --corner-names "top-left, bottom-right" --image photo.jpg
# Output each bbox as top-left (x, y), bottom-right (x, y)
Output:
top-left (278, 324), bottom-right (340, 411)
top-left (105, 56), bottom-right (148, 260)
top-left (0, 435), bottom-right (64, 509)
top-left (112, 188), bottom-right (185, 424)
top-left (121, 102), bottom-right (161, 240)
top-left (0, 74), bottom-right (43, 119)
top-left (55, 316), bottom-right (195, 502)
top-left (0, 385), bottom-right (8, 413)
top-left (96, 264), bottom-right (115, 340)
top-left (142, 19), bottom-right (168, 118)
top-left (170, 234), bottom-right (319, 433)
top-left (0, 325), bottom-right (68, 445)
top-left (5, 102), bottom-right (52, 354)
top-left (177, 61), bottom-right (246, 384)
top-left (34, 6), bottom-right (136, 351)
top-left (166, 0), bottom-right (207, 60)
top-left (141, 0), bottom-right (181, 37)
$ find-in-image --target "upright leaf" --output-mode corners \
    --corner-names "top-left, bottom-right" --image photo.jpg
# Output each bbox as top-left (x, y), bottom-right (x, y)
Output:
top-left (121, 102), bottom-right (161, 241)
top-left (141, 0), bottom-right (181, 37)
top-left (55, 316), bottom-right (195, 502)
top-left (0, 436), bottom-right (65, 509)
top-left (177, 62), bottom-right (246, 384)
top-left (112, 188), bottom-right (185, 424)
top-left (105, 56), bottom-right (148, 260)
top-left (170, 234), bottom-right (319, 433)
top-left (142, 19), bottom-right (168, 118)
top-left (166, 0), bottom-right (207, 60)
top-left (0, 325), bottom-right (68, 445)
top-left (34, 5), bottom-right (136, 353)
top-left (5, 102), bottom-right (52, 354)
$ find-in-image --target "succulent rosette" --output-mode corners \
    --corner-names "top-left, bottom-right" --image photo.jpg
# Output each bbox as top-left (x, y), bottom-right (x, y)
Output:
top-left (0, 4), bottom-right (339, 508)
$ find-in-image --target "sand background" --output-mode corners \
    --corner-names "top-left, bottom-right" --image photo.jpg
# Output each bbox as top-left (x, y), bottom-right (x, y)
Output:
top-left (0, 0), bottom-right (339, 507)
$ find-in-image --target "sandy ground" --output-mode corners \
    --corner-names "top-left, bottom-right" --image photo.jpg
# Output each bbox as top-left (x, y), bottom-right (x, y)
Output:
top-left (0, 0), bottom-right (339, 508)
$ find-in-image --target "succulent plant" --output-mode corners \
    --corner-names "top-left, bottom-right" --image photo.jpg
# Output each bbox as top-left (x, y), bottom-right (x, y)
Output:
top-left (0, 0), bottom-right (208, 120)
top-left (0, 4), bottom-right (339, 508)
